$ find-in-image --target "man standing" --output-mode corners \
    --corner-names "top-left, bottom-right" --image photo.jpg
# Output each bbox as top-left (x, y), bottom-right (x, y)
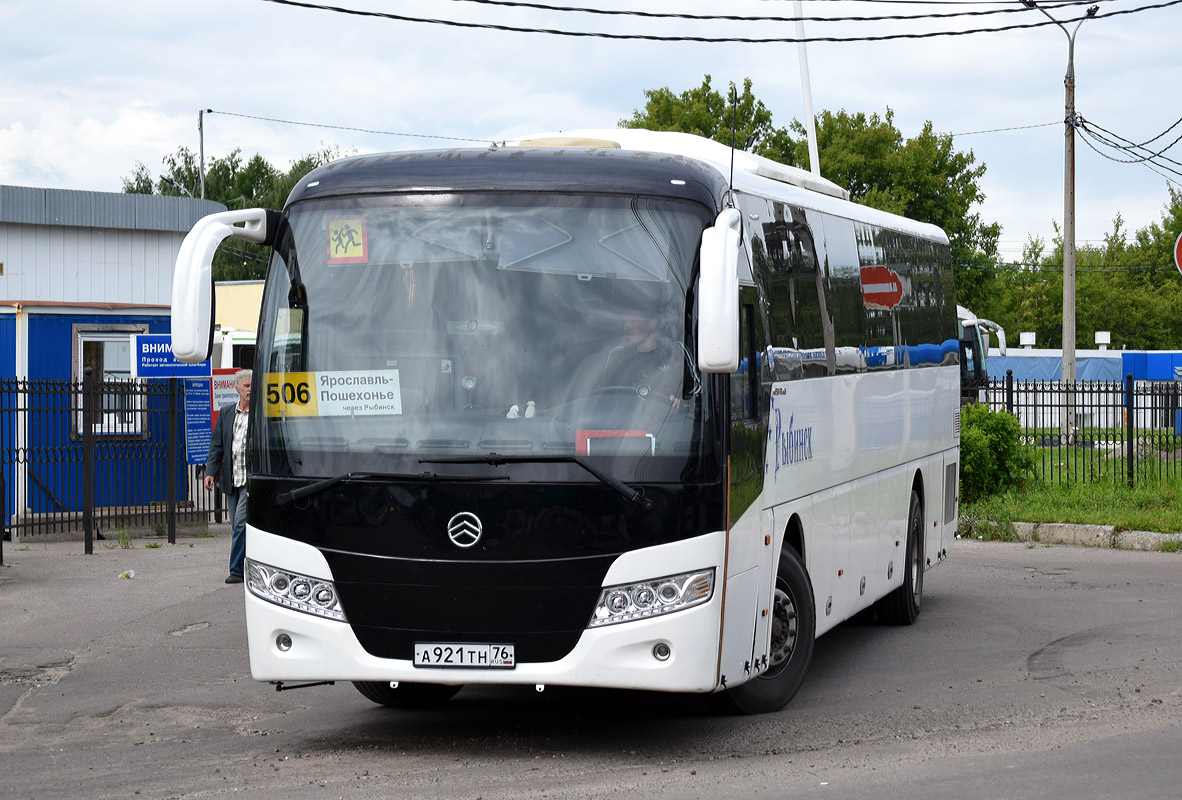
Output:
top-left (204, 369), bottom-right (251, 583)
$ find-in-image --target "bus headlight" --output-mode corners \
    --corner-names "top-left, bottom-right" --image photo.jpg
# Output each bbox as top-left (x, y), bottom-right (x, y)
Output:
top-left (246, 559), bottom-right (347, 622)
top-left (588, 569), bottom-right (714, 628)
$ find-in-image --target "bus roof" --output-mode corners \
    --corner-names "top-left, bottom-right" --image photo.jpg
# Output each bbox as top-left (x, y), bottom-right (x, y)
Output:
top-left (287, 131), bottom-right (948, 246)
top-left (286, 145), bottom-right (728, 212)
top-left (510, 130), bottom-right (948, 245)
top-left (510, 129), bottom-right (850, 201)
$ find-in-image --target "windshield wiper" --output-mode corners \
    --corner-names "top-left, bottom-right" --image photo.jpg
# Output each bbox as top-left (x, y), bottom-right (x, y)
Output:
top-left (418, 454), bottom-right (654, 510)
top-left (275, 470), bottom-right (508, 507)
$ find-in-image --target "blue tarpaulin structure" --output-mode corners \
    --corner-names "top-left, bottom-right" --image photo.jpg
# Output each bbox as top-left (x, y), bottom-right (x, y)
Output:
top-left (987, 349), bottom-right (1182, 383)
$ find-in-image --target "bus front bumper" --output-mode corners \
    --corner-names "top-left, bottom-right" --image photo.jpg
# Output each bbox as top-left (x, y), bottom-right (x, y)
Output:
top-left (244, 527), bottom-right (727, 694)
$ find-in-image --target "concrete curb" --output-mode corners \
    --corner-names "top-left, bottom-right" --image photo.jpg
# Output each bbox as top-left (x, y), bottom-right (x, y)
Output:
top-left (1007, 521), bottom-right (1182, 551)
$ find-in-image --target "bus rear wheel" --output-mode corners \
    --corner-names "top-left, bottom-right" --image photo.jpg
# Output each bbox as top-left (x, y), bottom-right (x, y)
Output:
top-left (712, 545), bottom-right (815, 715)
top-left (352, 681), bottom-right (462, 709)
top-left (876, 490), bottom-right (924, 625)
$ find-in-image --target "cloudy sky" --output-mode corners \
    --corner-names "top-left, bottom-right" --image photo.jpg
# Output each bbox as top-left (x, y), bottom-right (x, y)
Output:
top-left (2, 0), bottom-right (1179, 261)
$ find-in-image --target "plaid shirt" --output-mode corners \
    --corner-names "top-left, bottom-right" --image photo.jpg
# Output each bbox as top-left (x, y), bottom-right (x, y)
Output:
top-left (232, 403), bottom-right (249, 488)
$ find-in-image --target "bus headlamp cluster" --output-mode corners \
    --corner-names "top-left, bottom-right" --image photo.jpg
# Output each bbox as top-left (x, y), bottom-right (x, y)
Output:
top-left (589, 569), bottom-right (714, 628)
top-left (246, 559), bottom-right (347, 622)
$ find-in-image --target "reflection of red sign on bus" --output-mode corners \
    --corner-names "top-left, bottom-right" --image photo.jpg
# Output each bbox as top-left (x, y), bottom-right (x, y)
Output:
top-left (576, 429), bottom-right (655, 455)
top-left (860, 265), bottom-right (905, 310)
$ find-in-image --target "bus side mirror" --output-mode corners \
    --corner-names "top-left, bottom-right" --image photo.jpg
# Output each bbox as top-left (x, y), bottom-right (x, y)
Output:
top-left (697, 208), bottom-right (742, 373)
top-left (171, 208), bottom-right (278, 363)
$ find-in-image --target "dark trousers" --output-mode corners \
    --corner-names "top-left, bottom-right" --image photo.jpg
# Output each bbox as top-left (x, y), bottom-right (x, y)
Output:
top-left (225, 485), bottom-right (247, 577)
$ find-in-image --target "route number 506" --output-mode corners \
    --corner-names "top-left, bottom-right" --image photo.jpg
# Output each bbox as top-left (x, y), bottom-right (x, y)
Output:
top-left (267, 381), bottom-right (310, 405)
top-left (263, 373), bottom-right (316, 417)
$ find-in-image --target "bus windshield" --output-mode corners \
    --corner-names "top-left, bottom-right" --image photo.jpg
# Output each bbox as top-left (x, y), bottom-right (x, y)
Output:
top-left (253, 192), bottom-right (718, 484)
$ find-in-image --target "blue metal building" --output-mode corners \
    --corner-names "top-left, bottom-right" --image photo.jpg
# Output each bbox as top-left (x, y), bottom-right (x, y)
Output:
top-left (1, 185), bottom-right (224, 529)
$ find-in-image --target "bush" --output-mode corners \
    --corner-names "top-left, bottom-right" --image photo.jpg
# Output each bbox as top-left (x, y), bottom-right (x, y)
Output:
top-left (960, 402), bottom-right (1036, 503)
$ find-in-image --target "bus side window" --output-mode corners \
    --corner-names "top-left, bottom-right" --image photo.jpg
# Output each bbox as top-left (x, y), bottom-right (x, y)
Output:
top-left (731, 303), bottom-right (759, 421)
top-left (729, 299), bottom-right (766, 524)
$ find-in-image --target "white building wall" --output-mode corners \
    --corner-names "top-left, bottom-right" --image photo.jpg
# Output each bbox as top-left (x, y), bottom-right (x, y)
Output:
top-left (0, 222), bottom-right (187, 306)
top-left (0, 186), bottom-right (224, 306)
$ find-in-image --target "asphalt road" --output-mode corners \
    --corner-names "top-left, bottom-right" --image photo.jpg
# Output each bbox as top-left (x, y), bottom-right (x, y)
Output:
top-left (2, 534), bottom-right (1179, 800)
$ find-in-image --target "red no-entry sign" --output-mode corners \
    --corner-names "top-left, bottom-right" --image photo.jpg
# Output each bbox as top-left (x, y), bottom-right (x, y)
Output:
top-left (1175, 231), bottom-right (1182, 277)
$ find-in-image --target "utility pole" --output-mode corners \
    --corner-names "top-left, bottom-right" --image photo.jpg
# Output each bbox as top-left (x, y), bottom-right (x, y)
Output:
top-left (1021, 1), bottom-right (1098, 391)
top-left (198, 109), bottom-right (213, 199)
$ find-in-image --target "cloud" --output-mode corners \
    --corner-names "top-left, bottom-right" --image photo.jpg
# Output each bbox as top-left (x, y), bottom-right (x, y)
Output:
top-left (0, 0), bottom-right (1177, 246)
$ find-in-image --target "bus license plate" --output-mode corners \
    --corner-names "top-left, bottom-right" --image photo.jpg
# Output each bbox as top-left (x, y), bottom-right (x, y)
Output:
top-left (413, 643), bottom-right (516, 669)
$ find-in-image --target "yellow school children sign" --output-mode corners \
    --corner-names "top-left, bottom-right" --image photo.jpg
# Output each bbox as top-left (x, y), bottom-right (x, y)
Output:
top-left (328, 217), bottom-right (367, 264)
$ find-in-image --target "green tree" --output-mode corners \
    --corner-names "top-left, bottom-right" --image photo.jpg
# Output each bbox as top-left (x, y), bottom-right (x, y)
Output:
top-left (622, 77), bottom-right (1000, 294)
top-left (121, 162), bottom-right (154, 194)
top-left (620, 75), bottom-right (799, 165)
top-left (796, 109), bottom-right (999, 296)
top-left (992, 188), bottom-right (1182, 350)
top-left (122, 145), bottom-right (348, 280)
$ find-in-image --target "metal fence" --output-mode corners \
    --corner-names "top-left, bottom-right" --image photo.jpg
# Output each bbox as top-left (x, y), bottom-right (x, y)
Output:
top-left (5, 368), bottom-right (1176, 559)
top-left (0, 373), bottom-right (222, 559)
top-left (984, 371), bottom-right (1182, 487)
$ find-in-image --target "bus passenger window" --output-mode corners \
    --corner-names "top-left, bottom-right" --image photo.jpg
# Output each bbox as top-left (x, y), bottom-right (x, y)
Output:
top-left (731, 304), bottom-right (758, 420)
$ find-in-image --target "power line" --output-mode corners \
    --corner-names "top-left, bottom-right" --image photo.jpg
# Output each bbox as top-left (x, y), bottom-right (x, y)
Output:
top-left (1079, 116), bottom-right (1182, 166)
top-left (434, 0), bottom-right (1110, 24)
top-left (257, 0), bottom-right (1182, 44)
top-left (217, 242), bottom-right (271, 265)
top-left (206, 109), bottom-right (493, 145)
top-left (1126, 115), bottom-right (1182, 149)
top-left (1077, 130), bottom-right (1182, 187)
top-left (950, 120), bottom-right (1060, 137)
top-left (781, 0), bottom-right (1089, 5)
top-left (1075, 116), bottom-right (1182, 187)
top-left (1076, 128), bottom-right (1177, 172)
top-left (960, 261), bottom-right (1179, 273)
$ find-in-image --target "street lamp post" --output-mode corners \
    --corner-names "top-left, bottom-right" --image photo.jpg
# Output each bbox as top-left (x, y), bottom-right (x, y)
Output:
top-left (1021, 1), bottom-right (1098, 395)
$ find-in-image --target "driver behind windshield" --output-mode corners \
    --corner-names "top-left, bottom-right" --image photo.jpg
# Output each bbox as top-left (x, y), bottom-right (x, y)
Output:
top-left (601, 312), bottom-right (681, 407)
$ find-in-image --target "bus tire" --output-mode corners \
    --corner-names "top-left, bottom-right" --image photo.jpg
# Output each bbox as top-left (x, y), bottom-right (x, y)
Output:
top-left (352, 681), bottom-right (462, 709)
top-left (711, 545), bottom-right (815, 715)
top-left (877, 490), bottom-right (924, 625)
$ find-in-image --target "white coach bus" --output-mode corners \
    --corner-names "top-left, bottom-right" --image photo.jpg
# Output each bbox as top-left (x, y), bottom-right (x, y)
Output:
top-left (171, 129), bottom-right (960, 714)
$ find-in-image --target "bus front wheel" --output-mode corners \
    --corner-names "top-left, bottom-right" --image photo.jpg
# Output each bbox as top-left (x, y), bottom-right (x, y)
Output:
top-left (352, 681), bottom-right (462, 709)
top-left (711, 545), bottom-right (815, 715)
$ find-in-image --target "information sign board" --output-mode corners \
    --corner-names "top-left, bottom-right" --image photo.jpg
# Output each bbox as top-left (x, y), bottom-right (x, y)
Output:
top-left (183, 378), bottom-right (212, 466)
top-left (131, 334), bottom-right (212, 379)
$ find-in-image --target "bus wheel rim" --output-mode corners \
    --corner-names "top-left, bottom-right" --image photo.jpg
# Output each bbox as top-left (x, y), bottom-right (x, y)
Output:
top-left (768, 586), bottom-right (799, 669)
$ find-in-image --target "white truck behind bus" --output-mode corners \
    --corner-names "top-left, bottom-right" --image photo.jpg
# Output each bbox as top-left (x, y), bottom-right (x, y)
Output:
top-left (957, 305), bottom-right (1006, 400)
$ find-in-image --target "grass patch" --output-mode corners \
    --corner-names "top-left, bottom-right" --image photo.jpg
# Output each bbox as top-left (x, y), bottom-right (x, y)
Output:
top-left (102, 528), bottom-right (134, 550)
top-left (957, 495), bottom-right (1021, 541)
top-left (144, 542), bottom-right (163, 549)
top-left (960, 475), bottom-right (1182, 535)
